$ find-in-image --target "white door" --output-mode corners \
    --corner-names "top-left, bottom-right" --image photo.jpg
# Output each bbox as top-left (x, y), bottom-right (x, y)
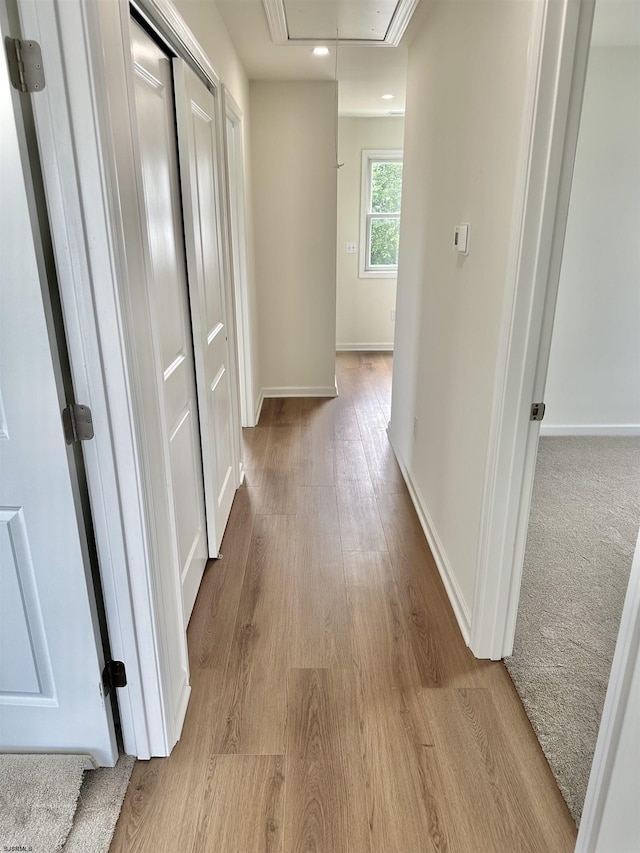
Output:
top-left (130, 22), bottom-right (208, 624)
top-left (174, 62), bottom-right (237, 558)
top-left (0, 42), bottom-right (117, 766)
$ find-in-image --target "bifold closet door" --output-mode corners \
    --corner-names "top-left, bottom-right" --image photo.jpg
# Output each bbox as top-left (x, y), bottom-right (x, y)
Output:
top-left (130, 20), bottom-right (208, 625)
top-left (174, 61), bottom-right (237, 562)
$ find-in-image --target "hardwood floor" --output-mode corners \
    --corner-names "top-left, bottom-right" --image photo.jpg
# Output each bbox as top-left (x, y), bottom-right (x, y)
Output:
top-left (112, 352), bottom-right (577, 852)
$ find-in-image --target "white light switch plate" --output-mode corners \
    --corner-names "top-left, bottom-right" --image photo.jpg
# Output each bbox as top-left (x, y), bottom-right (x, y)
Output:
top-left (453, 223), bottom-right (470, 255)
top-left (346, 242), bottom-right (357, 254)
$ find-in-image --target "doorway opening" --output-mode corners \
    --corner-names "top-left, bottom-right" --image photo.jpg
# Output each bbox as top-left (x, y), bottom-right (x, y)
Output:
top-left (504, 0), bottom-right (640, 824)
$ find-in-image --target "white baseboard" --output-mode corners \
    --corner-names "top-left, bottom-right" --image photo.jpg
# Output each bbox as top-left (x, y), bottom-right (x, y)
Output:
top-left (336, 343), bottom-right (394, 352)
top-left (540, 424), bottom-right (640, 437)
top-left (387, 428), bottom-right (472, 644)
top-left (261, 383), bottom-right (338, 399)
top-left (254, 390), bottom-right (264, 425)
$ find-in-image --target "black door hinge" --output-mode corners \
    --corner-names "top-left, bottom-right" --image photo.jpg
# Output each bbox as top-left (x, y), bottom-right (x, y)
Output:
top-left (102, 660), bottom-right (127, 696)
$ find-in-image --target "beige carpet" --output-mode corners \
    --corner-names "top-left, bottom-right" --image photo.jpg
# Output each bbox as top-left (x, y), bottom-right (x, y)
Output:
top-left (0, 754), bottom-right (90, 852)
top-left (505, 436), bottom-right (640, 824)
top-left (63, 755), bottom-right (135, 851)
top-left (0, 753), bottom-right (134, 852)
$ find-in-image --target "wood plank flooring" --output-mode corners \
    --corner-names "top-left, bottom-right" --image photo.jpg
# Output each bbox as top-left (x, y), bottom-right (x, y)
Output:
top-left (112, 352), bottom-right (577, 853)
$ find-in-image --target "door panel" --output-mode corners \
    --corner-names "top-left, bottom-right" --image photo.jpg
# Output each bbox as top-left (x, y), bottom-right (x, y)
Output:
top-left (174, 61), bottom-right (237, 565)
top-left (130, 21), bottom-right (208, 626)
top-left (0, 46), bottom-right (117, 765)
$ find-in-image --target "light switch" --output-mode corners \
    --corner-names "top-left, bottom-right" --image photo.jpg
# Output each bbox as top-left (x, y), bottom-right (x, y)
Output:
top-left (453, 223), bottom-right (470, 255)
top-left (346, 242), bottom-right (357, 254)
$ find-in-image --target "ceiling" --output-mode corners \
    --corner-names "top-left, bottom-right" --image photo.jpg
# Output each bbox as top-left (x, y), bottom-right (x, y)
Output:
top-left (215, 0), bottom-right (433, 115)
top-left (215, 0), bottom-right (640, 116)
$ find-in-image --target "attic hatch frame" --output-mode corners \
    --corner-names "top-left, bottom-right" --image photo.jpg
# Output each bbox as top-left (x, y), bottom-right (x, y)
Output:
top-left (262, 0), bottom-right (420, 47)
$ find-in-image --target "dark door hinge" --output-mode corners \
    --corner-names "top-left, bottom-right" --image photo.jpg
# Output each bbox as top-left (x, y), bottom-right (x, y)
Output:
top-left (102, 660), bottom-right (127, 697)
top-left (530, 402), bottom-right (546, 422)
top-left (62, 403), bottom-right (94, 444)
top-left (5, 37), bottom-right (45, 93)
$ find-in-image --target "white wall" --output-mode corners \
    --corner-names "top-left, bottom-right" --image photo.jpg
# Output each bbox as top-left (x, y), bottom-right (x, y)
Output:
top-left (172, 0), bottom-right (261, 414)
top-left (389, 0), bottom-right (537, 625)
top-left (543, 46), bottom-right (640, 435)
top-left (250, 81), bottom-right (338, 395)
top-left (336, 116), bottom-right (404, 349)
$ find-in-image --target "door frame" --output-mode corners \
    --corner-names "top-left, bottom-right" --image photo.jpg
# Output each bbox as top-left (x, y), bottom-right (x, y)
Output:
top-left (223, 88), bottom-right (256, 428)
top-left (13, 0), bottom-right (242, 757)
top-left (469, 0), bottom-right (640, 846)
top-left (471, 0), bottom-right (596, 661)
top-left (0, 6), bottom-right (118, 763)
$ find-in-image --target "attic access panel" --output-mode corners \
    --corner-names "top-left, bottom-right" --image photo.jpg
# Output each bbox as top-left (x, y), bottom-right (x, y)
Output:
top-left (263, 0), bottom-right (420, 46)
top-left (286, 0), bottom-right (397, 41)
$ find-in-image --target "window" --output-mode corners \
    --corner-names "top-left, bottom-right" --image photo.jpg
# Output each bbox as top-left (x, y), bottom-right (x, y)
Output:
top-left (360, 150), bottom-right (403, 277)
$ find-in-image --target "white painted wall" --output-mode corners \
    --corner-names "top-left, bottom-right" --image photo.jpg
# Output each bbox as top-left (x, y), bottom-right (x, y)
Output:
top-left (336, 117), bottom-right (404, 349)
top-left (389, 0), bottom-right (537, 626)
top-left (543, 46), bottom-right (640, 435)
top-left (250, 81), bottom-right (338, 395)
top-left (172, 0), bottom-right (261, 414)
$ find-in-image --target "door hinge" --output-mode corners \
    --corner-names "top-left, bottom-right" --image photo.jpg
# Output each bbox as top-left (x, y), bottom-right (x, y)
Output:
top-left (530, 402), bottom-right (546, 422)
top-left (102, 660), bottom-right (127, 696)
top-left (62, 403), bottom-right (94, 444)
top-left (4, 37), bottom-right (46, 93)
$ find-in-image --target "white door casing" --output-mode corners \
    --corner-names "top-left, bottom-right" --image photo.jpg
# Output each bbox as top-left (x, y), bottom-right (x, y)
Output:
top-left (0, 38), bottom-right (117, 766)
top-left (174, 60), bottom-right (237, 566)
top-left (471, 0), bottom-right (595, 659)
top-left (129, 21), bottom-right (208, 629)
top-left (224, 91), bottom-right (255, 428)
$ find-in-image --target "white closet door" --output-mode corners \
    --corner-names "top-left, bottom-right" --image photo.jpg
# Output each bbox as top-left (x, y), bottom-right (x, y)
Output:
top-left (174, 61), bottom-right (237, 560)
top-left (130, 21), bottom-right (207, 625)
top-left (0, 45), bottom-right (117, 765)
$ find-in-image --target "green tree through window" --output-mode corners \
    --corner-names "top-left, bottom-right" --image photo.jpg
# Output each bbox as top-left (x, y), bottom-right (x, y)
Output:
top-left (371, 162), bottom-right (403, 213)
top-left (361, 153), bottom-right (403, 274)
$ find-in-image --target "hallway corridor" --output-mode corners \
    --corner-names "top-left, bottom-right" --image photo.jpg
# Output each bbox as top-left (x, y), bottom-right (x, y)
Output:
top-left (112, 352), bottom-right (576, 852)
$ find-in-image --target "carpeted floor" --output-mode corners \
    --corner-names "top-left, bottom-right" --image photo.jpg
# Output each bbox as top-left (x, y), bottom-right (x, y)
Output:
top-left (0, 754), bottom-right (90, 852)
top-left (63, 755), bottom-right (135, 851)
top-left (0, 753), bottom-right (134, 853)
top-left (505, 436), bottom-right (640, 824)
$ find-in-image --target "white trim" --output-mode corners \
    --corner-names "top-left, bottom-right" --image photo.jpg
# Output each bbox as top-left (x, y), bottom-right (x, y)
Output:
top-left (336, 343), bottom-right (394, 352)
top-left (576, 531), bottom-right (640, 852)
top-left (471, 0), bottom-right (595, 660)
top-left (359, 149), bottom-right (403, 279)
top-left (254, 390), bottom-right (265, 425)
top-left (261, 0), bottom-right (288, 45)
top-left (221, 105), bottom-right (246, 484)
top-left (385, 0), bottom-right (421, 46)
top-left (132, 0), bottom-right (220, 91)
top-left (540, 424), bottom-right (640, 437)
top-left (14, 0), bottom-right (176, 757)
top-left (388, 428), bottom-right (471, 644)
top-left (262, 385), bottom-right (339, 399)
top-left (262, 0), bottom-right (419, 47)
top-left (223, 87), bottom-right (255, 428)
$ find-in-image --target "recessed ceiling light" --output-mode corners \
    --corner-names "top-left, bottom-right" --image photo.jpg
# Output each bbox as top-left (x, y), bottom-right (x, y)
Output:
top-left (381, 93), bottom-right (394, 100)
top-left (312, 46), bottom-right (330, 56)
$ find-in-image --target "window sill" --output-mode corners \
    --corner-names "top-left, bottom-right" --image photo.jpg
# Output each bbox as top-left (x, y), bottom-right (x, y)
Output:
top-left (358, 269), bottom-right (398, 280)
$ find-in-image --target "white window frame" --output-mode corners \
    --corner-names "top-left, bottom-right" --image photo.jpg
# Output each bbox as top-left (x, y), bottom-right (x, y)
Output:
top-left (359, 149), bottom-right (403, 278)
